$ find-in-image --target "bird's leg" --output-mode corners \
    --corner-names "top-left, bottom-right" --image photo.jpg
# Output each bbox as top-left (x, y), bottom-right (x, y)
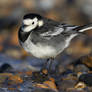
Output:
top-left (48, 58), bottom-right (54, 73)
top-left (40, 59), bottom-right (50, 74)
top-left (43, 59), bottom-right (50, 70)
top-left (40, 58), bottom-right (54, 75)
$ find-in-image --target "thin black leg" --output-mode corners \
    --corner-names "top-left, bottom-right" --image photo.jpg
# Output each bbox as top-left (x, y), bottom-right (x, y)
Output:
top-left (48, 58), bottom-right (54, 73)
top-left (40, 59), bottom-right (50, 73)
top-left (40, 58), bottom-right (54, 75)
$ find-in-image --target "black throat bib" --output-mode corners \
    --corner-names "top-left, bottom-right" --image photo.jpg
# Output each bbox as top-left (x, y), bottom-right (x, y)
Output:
top-left (18, 28), bottom-right (31, 42)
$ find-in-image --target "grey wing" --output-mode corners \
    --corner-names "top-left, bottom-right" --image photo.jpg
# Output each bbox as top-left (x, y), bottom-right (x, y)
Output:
top-left (40, 27), bottom-right (64, 38)
top-left (40, 24), bottom-right (78, 39)
top-left (32, 24), bottom-right (78, 51)
top-left (61, 24), bottom-right (78, 33)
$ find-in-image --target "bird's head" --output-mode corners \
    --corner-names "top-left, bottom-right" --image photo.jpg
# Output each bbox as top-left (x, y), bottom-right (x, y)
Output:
top-left (21, 13), bottom-right (44, 32)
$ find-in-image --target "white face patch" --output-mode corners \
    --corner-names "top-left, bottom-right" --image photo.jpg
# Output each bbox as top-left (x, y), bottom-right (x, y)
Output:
top-left (38, 20), bottom-right (44, 27)
top-left (22, 17), bottom-right (38, 32)
top-left (23, 19), bottom-right (33, 25)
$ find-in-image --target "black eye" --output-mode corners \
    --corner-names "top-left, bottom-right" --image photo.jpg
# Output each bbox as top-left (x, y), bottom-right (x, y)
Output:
top-left (32, 21), bottom-right (34, 25)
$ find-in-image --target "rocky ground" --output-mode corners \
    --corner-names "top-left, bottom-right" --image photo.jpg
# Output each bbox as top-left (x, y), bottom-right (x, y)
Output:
top-left (0, 0), bottom-right (92, 92)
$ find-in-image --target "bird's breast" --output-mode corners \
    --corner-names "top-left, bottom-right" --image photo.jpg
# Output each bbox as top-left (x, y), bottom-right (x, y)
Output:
top-left (21, 38), bottom-right (58, 59)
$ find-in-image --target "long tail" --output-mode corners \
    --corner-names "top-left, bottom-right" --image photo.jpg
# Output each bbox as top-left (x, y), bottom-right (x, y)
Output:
top-left (74, 23), bottom-right (92, 32)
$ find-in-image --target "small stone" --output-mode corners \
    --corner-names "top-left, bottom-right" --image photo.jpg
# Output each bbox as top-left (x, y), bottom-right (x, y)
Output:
top-left (58, 79), bottom-right (77, 91)
top-left (74, 64), bottom-right (89, 73)
top-left (79, 73), bottom-right (92, 86)
top-left (75, 82), bottom-right (86, 89)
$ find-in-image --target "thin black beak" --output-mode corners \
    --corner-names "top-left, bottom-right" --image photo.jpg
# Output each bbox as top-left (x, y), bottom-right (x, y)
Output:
top-left (22, 22), bottom-right (28, 28)
top-left (23, 24), bottom-right (27, 28)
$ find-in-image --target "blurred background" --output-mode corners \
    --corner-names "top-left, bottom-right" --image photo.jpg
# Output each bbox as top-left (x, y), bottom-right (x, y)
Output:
top-left (0, 0), bottom-right (92, 71)
top-left (0, 1), bottom-right (92, 91)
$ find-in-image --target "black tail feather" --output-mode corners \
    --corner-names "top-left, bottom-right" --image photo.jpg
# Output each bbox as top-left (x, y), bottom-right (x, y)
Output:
top-left (73, 23), bottom-right (92, 32)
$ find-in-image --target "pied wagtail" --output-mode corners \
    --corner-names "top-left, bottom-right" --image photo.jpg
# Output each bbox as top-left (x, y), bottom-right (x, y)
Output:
top-left (18, 13), bottom-right (92, 71)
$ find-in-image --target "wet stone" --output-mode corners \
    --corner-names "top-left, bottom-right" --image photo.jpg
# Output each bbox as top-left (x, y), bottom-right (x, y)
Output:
top-left (31, 72), bottom-right (49, 83)
top-left (0, 63), bottom-right (13, 73)
top-left (79, 73), bottom-right (92, 86)
top-left (74, 64), bottom-right (89, 73)
top-left (32, 88), bottom-right (57, 92)
top-left (67, 89), bottom-right (89, 92)
top-left (57, 76), bottom-right (77, 91)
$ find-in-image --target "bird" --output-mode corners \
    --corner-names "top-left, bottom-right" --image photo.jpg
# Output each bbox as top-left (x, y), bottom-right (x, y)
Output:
top-left (18, 13), bottom-right (92, 72)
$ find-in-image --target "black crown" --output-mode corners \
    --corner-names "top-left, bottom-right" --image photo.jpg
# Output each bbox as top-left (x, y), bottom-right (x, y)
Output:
top-left (23, 13), bottom-right (42, 20)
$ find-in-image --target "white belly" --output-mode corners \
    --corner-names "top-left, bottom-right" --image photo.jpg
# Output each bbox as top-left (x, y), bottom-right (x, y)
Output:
top-left (22, 40), bottom-right (57, 59)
